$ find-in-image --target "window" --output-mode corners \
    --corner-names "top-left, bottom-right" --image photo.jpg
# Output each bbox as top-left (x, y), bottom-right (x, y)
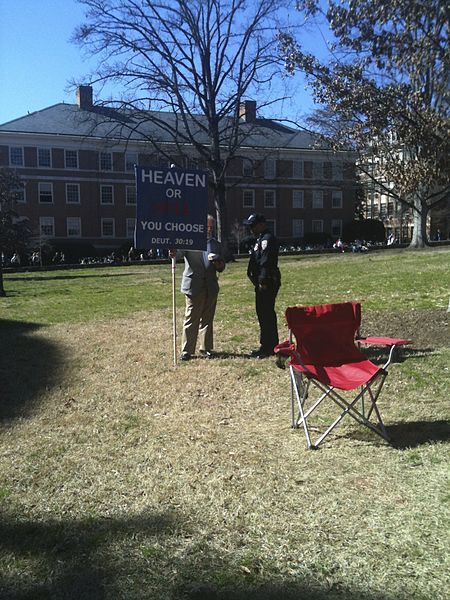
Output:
top-left (292, 160), bottom-right (304, 178)
top-left (126, 185), bottom-right (136, 205)
top-left (10, 147), bottom-right (23, 166)
top-left (101, 218), bottom-right (115, 237)
top-left (40, 216), bottom-right (54, 237)
top-left (312, 219), bottom-right (323, 233)
top-left (313, 161), bottom-right (324, 179)
top-left (100, 185), bottom-right (114, 205)
top-left (264, 190), bottom-right (276, 208)
top-left (66, 183), bottom-right (80, 204)
top-left (243, 189), bottom-right (255, 208)
top-left (243, 158), bottom-right (253, 177)
top-left (332, 162), bottom-right (343, 180)
top-left (266, 219), bottom-right (276, 235)
top-left (38, 148), bottom-right (51, 167)
top-left (312, 190), bottom-right (323, 208)
top-left (125, 152), bottom-right (138, 172)
top-left (39, 182), bottom-right (53, 203)
top-left (100, 152), bottom-right (113, 171)
top-left (331, 219), bottom-right (342, 237)
top-left (292, 219), bottom-right (304, 238)
top-left (16, 187), bottom-right (26, 203)
top-left (65, 150), bottom-right (78, 169)
top-left (126, 218), bottom-right (136, 238)
top-left (292, 190), bottom-right (304, 208)
top-left (332, 190), bottom-right (343, 209)
top-left (67, 217), bottom-right (82, 238)
top-left (264, 157), bottom-right (276, 179)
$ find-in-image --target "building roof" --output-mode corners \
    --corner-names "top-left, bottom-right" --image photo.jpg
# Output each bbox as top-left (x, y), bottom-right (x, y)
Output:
top-left (0, 102), bottom-right (322, 151)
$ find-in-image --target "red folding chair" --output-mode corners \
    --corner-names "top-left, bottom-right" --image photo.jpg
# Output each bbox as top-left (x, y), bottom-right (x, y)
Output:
top-left (274, 302), bottom-right (412, 449)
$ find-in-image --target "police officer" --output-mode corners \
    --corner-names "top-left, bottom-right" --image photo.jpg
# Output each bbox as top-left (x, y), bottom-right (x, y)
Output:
top-left (243, 213), bottom-right (281, 358)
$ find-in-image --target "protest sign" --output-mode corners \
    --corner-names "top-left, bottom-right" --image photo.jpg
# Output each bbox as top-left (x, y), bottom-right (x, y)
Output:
top-left (135, 165), bottom-right (208, 251)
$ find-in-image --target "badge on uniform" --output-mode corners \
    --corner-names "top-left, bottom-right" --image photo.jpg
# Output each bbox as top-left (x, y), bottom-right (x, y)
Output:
top-left (261, 240), bottom-right (268, 250)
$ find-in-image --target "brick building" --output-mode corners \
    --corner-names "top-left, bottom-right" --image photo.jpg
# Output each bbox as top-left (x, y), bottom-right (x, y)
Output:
top-left (0, 87), bottom-right (358, 255)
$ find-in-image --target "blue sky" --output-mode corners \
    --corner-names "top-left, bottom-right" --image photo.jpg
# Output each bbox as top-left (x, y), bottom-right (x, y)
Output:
top-left (0, 0), bottom-right (325, 126)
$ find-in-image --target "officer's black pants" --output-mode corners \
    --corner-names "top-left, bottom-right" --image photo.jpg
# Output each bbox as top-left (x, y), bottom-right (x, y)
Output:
top-left (255, 282), bottom-right (280, 353)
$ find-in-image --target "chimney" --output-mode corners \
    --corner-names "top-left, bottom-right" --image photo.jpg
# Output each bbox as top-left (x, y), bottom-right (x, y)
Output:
top-left (239, 100), bottom-right (256, 123)
top-left (76, 85), bottom-right (93, 110)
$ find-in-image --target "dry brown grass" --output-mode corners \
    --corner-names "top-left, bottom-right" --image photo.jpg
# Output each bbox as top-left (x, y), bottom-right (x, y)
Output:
top-left (1, 251), bottom-right (449, 599)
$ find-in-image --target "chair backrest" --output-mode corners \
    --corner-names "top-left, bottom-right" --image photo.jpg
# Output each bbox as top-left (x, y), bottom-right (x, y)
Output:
top-left (285, 302), bottom-right (364, 366)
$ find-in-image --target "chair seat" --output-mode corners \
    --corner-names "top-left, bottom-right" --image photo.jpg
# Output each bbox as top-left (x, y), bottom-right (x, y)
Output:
top-left (292, 359), bottom-right (380, 390)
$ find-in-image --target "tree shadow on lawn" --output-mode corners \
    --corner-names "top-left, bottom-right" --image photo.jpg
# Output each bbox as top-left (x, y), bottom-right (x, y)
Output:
top-left (0, 510), bottom-right (407, 600)
top-left (0, 319), bottom-right (64, 421)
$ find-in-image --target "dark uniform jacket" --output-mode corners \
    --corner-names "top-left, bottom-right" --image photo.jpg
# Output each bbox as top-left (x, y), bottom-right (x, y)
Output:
top-left (247, 228), bottom-right (281, 287)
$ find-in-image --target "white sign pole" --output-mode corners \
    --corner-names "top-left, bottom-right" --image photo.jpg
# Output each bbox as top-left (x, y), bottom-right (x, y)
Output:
top-left (171, 254), bottom-right (177, 366)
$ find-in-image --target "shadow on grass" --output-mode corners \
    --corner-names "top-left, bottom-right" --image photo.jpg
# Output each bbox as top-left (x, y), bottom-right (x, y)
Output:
top-left (0, 510), bottom-right (406, 600)
top-left (0, 510), bottom-right (176, 600)
top-left (387, 419), bottom-right (450, 449)
top-left (0, 319), bottom-right (64, 421)
top-left (4, 272), bottom-right (139, 282)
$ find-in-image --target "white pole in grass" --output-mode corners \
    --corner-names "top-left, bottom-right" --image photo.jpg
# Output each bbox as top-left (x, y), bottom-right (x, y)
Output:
top-left (171, 253), bottom-right (177, 366)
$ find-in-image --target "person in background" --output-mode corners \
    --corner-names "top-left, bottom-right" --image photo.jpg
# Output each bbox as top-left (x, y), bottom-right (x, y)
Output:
top-left (170, 214), bottom-right (225, 361)
top-left (243, 213), bottom-right (281, 358)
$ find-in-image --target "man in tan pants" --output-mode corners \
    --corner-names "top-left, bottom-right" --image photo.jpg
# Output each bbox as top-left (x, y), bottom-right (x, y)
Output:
top-left (173, 215), bottom-right (225, 361)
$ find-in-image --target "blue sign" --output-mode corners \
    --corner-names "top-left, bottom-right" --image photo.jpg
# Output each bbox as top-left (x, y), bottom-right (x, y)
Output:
top-left (134, 165), bottom-right (208, 250)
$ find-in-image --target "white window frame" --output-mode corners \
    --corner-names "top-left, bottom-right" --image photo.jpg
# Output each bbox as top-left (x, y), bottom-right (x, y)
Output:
top-left (100, 185), bottom-right (114, 205)
top-left (66, 183), bottom-right (80, 204)
top-left (38, 147), bottom-right (52, 168)
top-left (126, 218), bottom-right (136, 239)
top-left (125, 152), bottom-right (138, 172)
top-left (65, 149), bottom-right (78, 169)
top-left (292, 219), bottom-right (304, 238)
top-left (266, 219), bottom-right (276, 235)
top-left (313, 161), bottom-right (324, 180)
top-left (100, 151), bottom-right (113, 171)
top-left (126, 185), bottom-right (137, 205)
top-left (39, 216), bottom-right (55, 237)
top-left (101, 218), bottom-right (115, 238)
top-left (16, 187), bottom-right (26, 204)
top-left (292, 160), bottom-right (304, 179)
top-left (264, 157), bottom-right (276, 179)
top-left (10, 147), bottom-right (23, 166)
top-left (312, 190), bottom-right (323, 209)
top-left (292, 189), bottom-right (304, 209)
top-left (243, 189), bottom-right (255, 208)
top-left (243, 158), bottom-right (253, 177)
top-left (332, 190), bottom-right (343, 209)
top-left (38, 182), bottom-right (53, 204)
top-left (264, 189), bottom-right (276, 208)
top-left (331, 219), bottom-right (343, 237)
top-left (67, 217), bottom-right (82, 238)
top-left (332, 162), bottom-right (343, 180)
top-left (312, 219), bottom-right (323, 233)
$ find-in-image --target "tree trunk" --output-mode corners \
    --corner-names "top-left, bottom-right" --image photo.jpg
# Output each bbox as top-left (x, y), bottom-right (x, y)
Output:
top-left (0, 263), bottom-right (5, 297)
top-left (409, 194), bottom-right (430, 248)
top-left (213, 179), bottom-right (231, 258)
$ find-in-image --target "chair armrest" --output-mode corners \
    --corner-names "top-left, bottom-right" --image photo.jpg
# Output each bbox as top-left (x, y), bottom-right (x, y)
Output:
top-left (356, 336), bottom-right (413, 347)
top-left (274, 340), bottom-right (296, 357)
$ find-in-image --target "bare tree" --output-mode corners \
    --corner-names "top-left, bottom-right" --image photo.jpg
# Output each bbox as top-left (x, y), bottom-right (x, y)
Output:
top-left (280, 0), bottom-right (450, 247)
top-left (73, 0), bottom-right (291, 247)
top-left (0, 168), bottom-right (29, 296)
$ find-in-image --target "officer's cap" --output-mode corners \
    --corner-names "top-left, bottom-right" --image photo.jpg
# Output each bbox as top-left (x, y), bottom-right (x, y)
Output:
top-left (243, 213), bottom-right (266, 226)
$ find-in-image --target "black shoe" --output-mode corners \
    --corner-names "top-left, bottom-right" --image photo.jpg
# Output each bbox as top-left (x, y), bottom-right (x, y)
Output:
top-left (250, 348), bottom-right (264, 357)
top-left (180, 352), bottom-right (191, 361)
top-left (251, 349), bottom-right (275, 359)
top-left (199, 350), bottom-right (215, 359)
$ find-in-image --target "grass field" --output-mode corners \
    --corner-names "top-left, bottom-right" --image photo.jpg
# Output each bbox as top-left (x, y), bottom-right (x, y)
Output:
top-left (1, 247), bottom-right (449, 599)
